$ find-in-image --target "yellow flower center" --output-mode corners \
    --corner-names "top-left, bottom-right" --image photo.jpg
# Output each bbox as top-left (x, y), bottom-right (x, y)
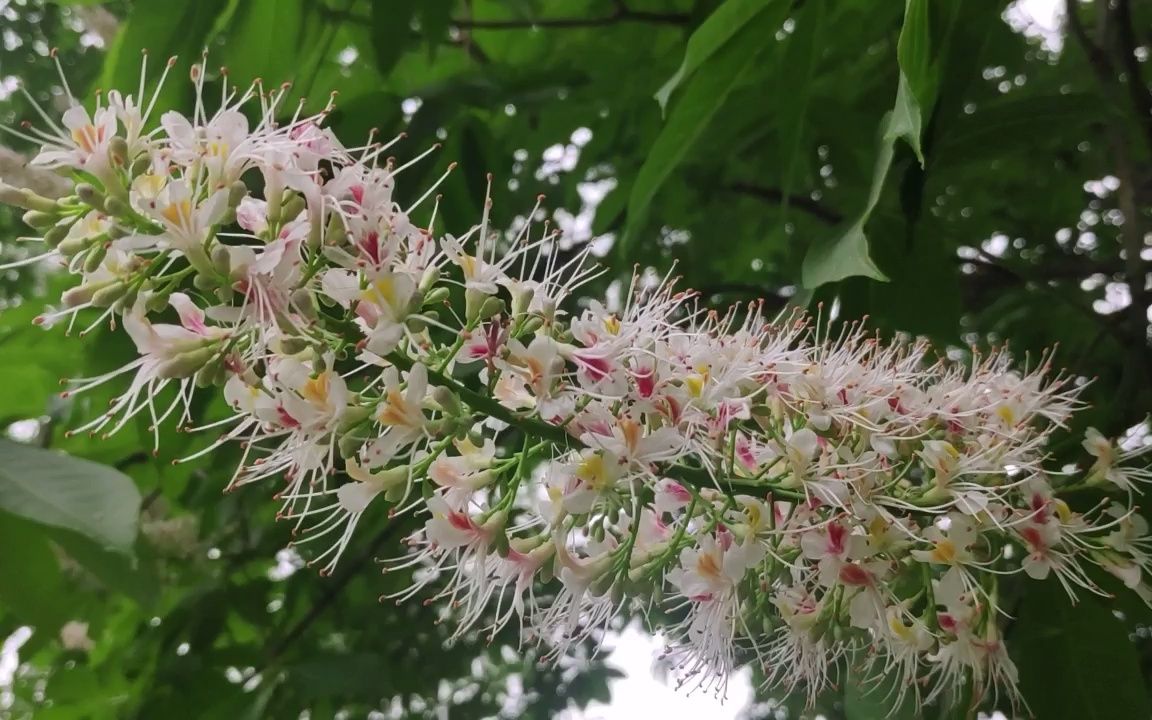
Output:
top-left (930, 538), bottom-right (957, 564)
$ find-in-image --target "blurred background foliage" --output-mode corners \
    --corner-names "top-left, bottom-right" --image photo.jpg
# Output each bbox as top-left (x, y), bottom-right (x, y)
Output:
top-left (0, 0), bottom-right (1151, 717)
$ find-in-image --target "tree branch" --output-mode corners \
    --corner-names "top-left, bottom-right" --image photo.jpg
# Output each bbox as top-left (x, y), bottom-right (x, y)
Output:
top-left (450, 2), bottom-right (690, 30)
top-left (1112, 0), bottom-right (1152, 155)
top-left (725, 183), bottom-right (845, 225)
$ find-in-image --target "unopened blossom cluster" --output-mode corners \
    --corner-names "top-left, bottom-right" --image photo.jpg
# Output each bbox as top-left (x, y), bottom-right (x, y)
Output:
top-left (3, 55), bottom-right (1152, 712)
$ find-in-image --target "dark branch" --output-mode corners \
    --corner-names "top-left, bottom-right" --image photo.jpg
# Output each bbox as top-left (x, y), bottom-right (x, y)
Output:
top-left (726, 183), bottom-right (845, 225)
top-left (449, 6), bottom-right (690, 30)
top-left (1112, 0), bottom-right (1152, 155)
top-left (329, 3), bottom-right (689, 30)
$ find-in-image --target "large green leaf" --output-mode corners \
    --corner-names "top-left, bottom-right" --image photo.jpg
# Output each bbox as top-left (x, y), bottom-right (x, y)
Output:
top-left (653, 0), bottom-right (781, 113)
top-left (622, 2), bottom-right (791, 256)
top-left (218, 0), bottom-right (308, 85)
top-left (98, 0), bottom-right (229, 114)
top-left (1012, 579), bottom-right (1152, 718)
top-left (774, 0), bottom-right (826, 209)
top-left (801, 116), bottom-right (893, 287)
top-left (0, 440), bottom-right (141, 552)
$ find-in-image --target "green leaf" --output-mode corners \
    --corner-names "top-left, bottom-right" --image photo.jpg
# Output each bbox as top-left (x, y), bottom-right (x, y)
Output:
top-left (801, 116), bottom-right (894, 288)
top-left (775, 0), bottom-right (826, 209)
top-left (886, 0), bottom-right (934, 163)
top-left (1012, 578), bottom-right (1152, 719)
top-left (623, 2), bottom-right (791, 256)
top-left (0, 440), bottom-right (141, 552)
top-left (370, 0), bottom-right (419, 76)
top-left (99, 0), bottom-right (230, 115)
top-left (654, 0), bottom-right (780, 114)
top-left (0, 512), bottom-right (72, 631)
top-left (218, 0), bottom-right (307, 85)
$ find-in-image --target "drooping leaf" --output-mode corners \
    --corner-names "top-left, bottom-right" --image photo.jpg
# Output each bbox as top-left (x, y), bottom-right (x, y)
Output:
top-left (1012, 578), bottom-right (1152, 719)
top-left (886, 0), bottom-right (936, 163)
top-left (654, 0), bottom-right (781, 113)
top-left (801, 116), bottom-right (894, 288)
top-left (0, 439), bottom-right (141, 552)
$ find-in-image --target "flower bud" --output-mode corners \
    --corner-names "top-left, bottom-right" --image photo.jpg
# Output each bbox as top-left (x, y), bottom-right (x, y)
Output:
top-left (90, 282), bottom-right (127, 308)
top-left (281, 194), bottom-right (305, 222)
top-left (104, 196), bottom-right (131, 218)
top-left (62, 283), bottom-right (103, 308)
top-left (291, 289), bottom-right (318, 321)
top-left (431, 386), bottom-right (463, 417)
top-left (157, 345), bottom-right (219, 379)
top-left (129, 156), bottom-right (151, 177)
top-left (108, 137), bottom-right (129, 167)
top-left (464, 287), bottom-right (488, 324)
top-left (22, 210), bottom-right (57, 229)
top-left (338, 433), bottom-right (366, 459)
top-left (419, 265), bottom-right (440, 293)
top-left (42, 224), bottom-right (69, 249)
top-left (193, 274), bottom-right (218, 292)
top-left (478, 296), bottom-right (505, 323)
top-left (517, 315), bottom-right (544, 338)
top-left (145, 291), bottom-right (172, 313)
top-left (228, 180), bottom-right (248, 207)
top-left (75, 183), bottom-right (106, 211)
top-left (82, 244), bottom-right (108, 274)
top-left (423, 286), bottom-right (450, 306)
top-left (0, 182), bottom-right (58, 211)
top-left (510, 285), bottom-right (535, 317)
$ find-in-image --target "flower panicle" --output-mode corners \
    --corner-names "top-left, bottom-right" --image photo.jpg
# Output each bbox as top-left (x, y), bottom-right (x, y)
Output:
top-left (4, 54), bottom-right (1152, 714)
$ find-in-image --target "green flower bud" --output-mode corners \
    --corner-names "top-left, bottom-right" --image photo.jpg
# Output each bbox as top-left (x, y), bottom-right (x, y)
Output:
top-left (145, 291), bottom-right (172, 313)
top-left (228, 180), bottom-right (248, 207)
top-left (108, 137), bottom-right (129, 167)
top-left (157, 345), bottom-right (218, 379)
top-left (211, 245), bottom-right (232, 276)
top-left (281, 194), bottom-right (305, 221)
top-left (192, 273), bottom-right (217, 291)
top-left (82, 244), bottom-right (108, 274)
top-left (517, 315), bottom-right (544, 338)
top-left (129, 156), bottom-right (151, 177)
top-left (90, 282), bottom-right (127, 308)
top-left (103, 196), bottom-right (131, 217)
top-left (42, 224), bottom-right (69, 249)
top-left (22, 210), bottom-right (57, 229)
top-left (423, 286), bottom-right (450, 306)
top-left (75, 183), bottom-right (105, 211)
top-left (430, 386), bottom-right (462, 416)
top-left (419, 265), bottom-right (441, 292)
